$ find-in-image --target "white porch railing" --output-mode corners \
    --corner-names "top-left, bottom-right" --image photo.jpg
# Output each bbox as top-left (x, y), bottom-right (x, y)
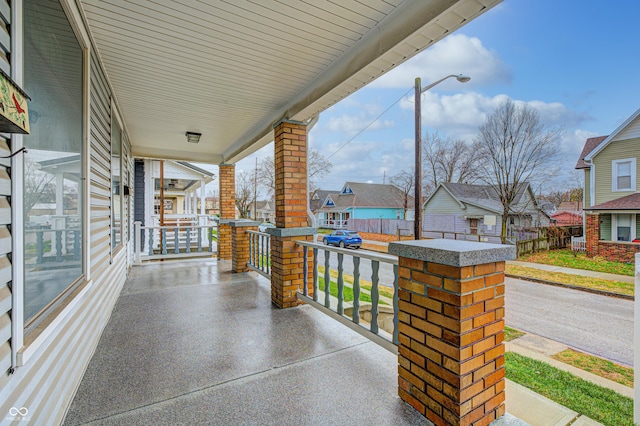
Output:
top-left (134, 221), bottom-right (216, 264)
top-left (296, 240), bottom-right (400, 353)
top-left (319, 219), bottom-right (349, 229)
top-left (25, 227), bottom-right (82, 264)
top-left (571, 235), bottom-right (586, 251)
top-left (247, 230), bottom-right (271, 278)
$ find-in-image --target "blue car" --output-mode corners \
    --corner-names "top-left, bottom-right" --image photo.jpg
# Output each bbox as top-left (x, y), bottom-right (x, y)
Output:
top-left (323, 230), bottom-right (362, 249)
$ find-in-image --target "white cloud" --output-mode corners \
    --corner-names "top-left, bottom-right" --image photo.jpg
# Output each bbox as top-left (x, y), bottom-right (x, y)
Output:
top-left (400, 92), bottom-right (593, 142)
top-left (370, 34), bottom-right (511, 90)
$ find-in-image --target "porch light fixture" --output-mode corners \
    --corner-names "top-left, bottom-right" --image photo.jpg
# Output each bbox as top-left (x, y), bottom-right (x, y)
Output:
top-left (186, 131), bottom-right (202, 144)
top-left (414, 74), bottom-right (470, 240)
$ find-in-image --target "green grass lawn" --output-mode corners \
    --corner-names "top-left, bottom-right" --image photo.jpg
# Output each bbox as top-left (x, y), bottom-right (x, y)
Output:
top-left (552, 348), bottom-right (633, 388)
top-left (506, 265), bottom-right (633, 296)
top-left (317, 277), bottom-right (373, 304)
top-left (504, 326), bottom-right (525, 342)
top-left (519, 249), bottom-right (634, 276)
top-left (506, 352), bottom-right (633, 426)
top-left (318, 266), bottom-right (395, 300)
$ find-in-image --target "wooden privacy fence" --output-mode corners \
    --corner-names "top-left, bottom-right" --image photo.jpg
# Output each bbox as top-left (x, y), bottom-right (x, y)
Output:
top-left (514, 225), bottom-right (583, 257)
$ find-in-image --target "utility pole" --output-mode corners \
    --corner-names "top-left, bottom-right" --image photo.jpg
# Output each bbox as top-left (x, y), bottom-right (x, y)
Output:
top-left (414, 78), bottom-right (422, 240)
top-left (254, 157), bottom-right (257, 220)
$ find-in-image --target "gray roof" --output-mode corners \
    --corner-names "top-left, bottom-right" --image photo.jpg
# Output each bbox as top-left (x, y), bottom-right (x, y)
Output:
top-left (434, 182), bottom-right (541, 215)
top-left (315, 182), bottom-right (413, 212)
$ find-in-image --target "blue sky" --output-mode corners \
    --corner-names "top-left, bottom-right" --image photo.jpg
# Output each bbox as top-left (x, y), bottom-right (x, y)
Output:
top-left (230, 0), bottom-right (640, 197)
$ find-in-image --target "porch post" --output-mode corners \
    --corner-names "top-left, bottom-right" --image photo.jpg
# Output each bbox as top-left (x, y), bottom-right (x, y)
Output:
top-left (218, 164), bottom-right (235, 261)
top-left (586, 212), bottom-right (600, 257)
top-left (388, 239), bottom-right (515, 425)
top-left (269, 119), bottom-right (314, 308)
top-left (200, 181), bottom-right (206, 215)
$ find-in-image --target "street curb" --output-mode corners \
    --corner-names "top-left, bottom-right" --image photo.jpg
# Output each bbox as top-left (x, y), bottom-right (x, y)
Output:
top-left (506, 274), bottom-right (634, 301)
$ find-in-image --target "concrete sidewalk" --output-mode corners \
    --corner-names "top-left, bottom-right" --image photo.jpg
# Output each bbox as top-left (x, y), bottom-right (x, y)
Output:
top-left (504, 330), bottom-right (633, 426)
top-left (508, 260), bottom-right (634, 284)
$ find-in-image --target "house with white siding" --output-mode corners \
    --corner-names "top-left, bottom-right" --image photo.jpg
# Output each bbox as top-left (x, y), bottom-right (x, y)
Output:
top-left (422, 182), bottom-right (550, 241)
top-left (0, 1), bottom-right (505, 424)
top-left (576, 107), bottom-right (640, 262)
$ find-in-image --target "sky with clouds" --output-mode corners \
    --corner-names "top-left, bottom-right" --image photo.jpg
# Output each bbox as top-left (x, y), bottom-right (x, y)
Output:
top-left (223, 0), bottom-right (640, 198)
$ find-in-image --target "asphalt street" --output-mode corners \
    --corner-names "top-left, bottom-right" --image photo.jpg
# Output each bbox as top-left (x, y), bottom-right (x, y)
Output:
top-left (316, 247), bottom-right (634, 366)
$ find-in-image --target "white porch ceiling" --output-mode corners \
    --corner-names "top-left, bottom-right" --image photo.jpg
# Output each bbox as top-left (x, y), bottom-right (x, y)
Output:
top-left (79, 0), bottom-right (500, 165)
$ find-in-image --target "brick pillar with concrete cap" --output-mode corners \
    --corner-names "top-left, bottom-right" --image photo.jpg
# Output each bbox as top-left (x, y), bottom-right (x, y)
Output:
top-left (218, 164), bottom-right (235, 261)
top-left (585, 213), bottom-right (600, 258)
top-left (388, 239), bottom-right (516, 426)
top-left (230, 220), bottom-right (259, 273)
top-left (269, 119), bottom-right (314, 308)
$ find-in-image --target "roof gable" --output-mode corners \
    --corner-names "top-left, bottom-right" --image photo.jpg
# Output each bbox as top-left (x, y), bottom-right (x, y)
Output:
top-left (584, 107), bottom-right (640, 162)
top-left (324, 195), bottom-right (336, 207)
top-left (426, 182), bottom-right (541, 215)
top-left (575, 136), bottom-right (607, 169)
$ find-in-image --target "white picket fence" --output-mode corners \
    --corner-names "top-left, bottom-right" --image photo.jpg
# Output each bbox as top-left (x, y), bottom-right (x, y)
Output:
top-left (570, 235), bottom-right (586, 252)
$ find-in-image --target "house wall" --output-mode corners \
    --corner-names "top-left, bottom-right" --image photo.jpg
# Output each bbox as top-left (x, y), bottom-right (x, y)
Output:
top-left (584, 169), bottom-right (591, 207)
top-left (615, 116), bottom-right (640, 140)
top-left (0, 3), bottom-right (132, 422)
top-left (349, 207), bottom-right (402, 219)
top-left (423, 187), bottom-right (465, 215)
top-left (0, 0), bottom-right (12, 383)
top-left (600, 214), bottom-right (612, 241)
top-left (423, 188), bottom-right (502, 236)
top-left (592, 137), bottom-right (640, 205)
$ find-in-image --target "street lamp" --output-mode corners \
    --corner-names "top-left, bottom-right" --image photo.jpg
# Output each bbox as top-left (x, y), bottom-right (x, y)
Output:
top-left (414, 74), bottom-right (470, 240)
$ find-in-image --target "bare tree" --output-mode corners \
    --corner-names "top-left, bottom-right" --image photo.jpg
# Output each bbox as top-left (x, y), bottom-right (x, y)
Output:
top-left (235, 170), bottom-right (255, 219)
top-left (390, 170), bottom-right (414, 219)
top-left (24, 161), bottom-right (55, 216)
top-left (474, 98), bottom-right (562, 242)
top-left (257, 149), bottom-right (333, 196)
top-left (422, 132), bottom-right (480, 196)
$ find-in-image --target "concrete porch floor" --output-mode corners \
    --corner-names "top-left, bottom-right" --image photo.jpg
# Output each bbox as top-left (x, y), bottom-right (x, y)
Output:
top-left (64, 258), bottom-right (432, 425)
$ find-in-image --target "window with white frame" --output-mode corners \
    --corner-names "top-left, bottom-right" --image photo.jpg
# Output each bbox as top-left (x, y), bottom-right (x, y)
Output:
top-left (612, 158), bottom-right (636, 191)
top-left (23, 0), bottom-right (85, 328)
top-left (613, 213), bottom-right (634, 242)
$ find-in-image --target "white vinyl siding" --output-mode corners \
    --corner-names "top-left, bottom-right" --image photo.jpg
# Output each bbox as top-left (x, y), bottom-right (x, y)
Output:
top-left (0, 12), bottom-right (130, 423)
top-left (0, 0), bottom-right (11, 371)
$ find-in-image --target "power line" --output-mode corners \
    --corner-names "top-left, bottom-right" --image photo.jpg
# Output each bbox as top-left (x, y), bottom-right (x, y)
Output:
top-left (326, 87), bottom-right (413, 160)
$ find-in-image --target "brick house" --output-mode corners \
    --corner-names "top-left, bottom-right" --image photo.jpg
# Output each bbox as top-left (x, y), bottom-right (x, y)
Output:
top-left (576, 107), bottom-right (640, 262)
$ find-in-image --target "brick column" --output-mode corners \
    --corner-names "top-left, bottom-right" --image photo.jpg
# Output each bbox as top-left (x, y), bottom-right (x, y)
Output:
top-left (585, 213), bottom-right (600, 258)
top-left (218, 164), bottom-right (235, 261)
top-left (270, 119), bottom-right (314, 308)
top-left (388, 239), bottom-right (516, 426)
top-left (231, 220), bottom-right (258, 273)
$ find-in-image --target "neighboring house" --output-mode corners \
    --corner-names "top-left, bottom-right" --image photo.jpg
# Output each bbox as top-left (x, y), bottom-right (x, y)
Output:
top-left (135, 159), bottom-right (215, 227)
top-left (551, 211), bottom-right (583, 226)
top-left (576, 107), bottom-right (640, 262)
top-left (423, 182), bottom-right (551, 241)
top-left (551, 201), bottom-right (583, 226)
top-left (248, 199), bottom-right (275, 223)
top-left (313, 182), bottom-right (414, 229)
